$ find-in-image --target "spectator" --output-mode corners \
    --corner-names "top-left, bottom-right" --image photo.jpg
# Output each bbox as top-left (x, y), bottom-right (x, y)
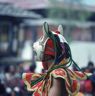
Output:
top-left (0, 80), bottom-right (6, 96)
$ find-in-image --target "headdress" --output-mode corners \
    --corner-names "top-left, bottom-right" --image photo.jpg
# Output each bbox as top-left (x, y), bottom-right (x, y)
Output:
top-left (33, 22), bottom-right (73, 70)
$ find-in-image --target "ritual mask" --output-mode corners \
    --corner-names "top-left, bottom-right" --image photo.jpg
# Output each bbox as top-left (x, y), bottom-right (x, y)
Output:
top-left (33, 22), bottom-right (70, 64)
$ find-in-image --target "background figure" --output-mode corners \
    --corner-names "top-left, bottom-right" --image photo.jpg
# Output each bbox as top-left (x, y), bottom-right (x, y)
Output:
top-left (0, 80), bottom-right (6, 96)
top-left (87, 61), bottom-right (95, 96)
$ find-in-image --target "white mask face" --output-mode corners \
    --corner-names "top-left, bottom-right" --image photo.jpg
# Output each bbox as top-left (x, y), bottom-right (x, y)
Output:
top-left (33, 36), bottom-right (48, 61)
top-left (33, 41), bottom-right (44, 61)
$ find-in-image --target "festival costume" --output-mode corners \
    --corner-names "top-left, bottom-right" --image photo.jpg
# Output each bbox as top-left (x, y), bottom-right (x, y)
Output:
top-left (22, 22), bottom-right (92, 96)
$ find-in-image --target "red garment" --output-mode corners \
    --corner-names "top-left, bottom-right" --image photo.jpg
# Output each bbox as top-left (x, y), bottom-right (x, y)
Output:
top-left (22, 68), bottom-right (87, 96)
top-left (84, 80), bottom-right (92, 93)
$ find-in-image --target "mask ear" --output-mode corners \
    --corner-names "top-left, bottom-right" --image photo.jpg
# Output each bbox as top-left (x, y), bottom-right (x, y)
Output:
top-left (58, 25), bottom-right (64, 35)
top-left (43, 22), bottom-right (50, 36)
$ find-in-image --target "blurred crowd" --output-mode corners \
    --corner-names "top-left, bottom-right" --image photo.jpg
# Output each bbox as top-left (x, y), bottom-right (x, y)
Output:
top-left (0, 61), bottom-right (95, 96)
top-left (73, 61), bottom-right (95, 96)
top-left (0, 62), bottom-right (36, 96)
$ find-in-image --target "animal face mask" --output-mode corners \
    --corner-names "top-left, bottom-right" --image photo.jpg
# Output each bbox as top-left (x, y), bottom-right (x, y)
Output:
top-left (33, 22), bottom-right (70, 64)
